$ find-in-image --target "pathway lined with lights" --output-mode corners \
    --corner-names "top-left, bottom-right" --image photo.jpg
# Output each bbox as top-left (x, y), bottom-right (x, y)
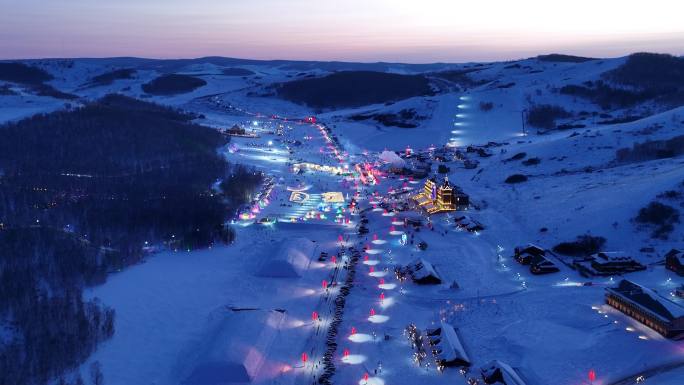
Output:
top-left (210, 95), bottom-right (680, 385)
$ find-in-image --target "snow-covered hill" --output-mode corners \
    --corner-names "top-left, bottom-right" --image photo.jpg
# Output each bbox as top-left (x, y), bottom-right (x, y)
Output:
top-left (2, 54), bottom-right (683, 385)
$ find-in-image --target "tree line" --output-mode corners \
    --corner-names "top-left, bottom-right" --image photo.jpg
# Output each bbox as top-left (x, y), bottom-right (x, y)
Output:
top-left (0, 94), bottom-right (262, 384)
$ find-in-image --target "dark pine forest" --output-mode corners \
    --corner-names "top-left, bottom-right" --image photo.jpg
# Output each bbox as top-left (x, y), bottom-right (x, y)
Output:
top-left (0, 94), bottom-right (261, 385)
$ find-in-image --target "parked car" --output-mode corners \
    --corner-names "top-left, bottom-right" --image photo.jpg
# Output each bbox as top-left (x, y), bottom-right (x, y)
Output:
top-left (675, 285), bottom-right (684, 299)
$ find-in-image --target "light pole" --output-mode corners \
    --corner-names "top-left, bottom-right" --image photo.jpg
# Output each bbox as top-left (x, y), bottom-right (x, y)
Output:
top-left (521, 109), bottom-right (528, 136)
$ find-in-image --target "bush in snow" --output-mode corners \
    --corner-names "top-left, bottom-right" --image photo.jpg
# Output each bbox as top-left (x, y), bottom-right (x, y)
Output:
top-left (479, 101), bottom-right (494, 111)
top-left (552, 235), bottom-right (606, 256)
top-left (0, 62), bottom-right (53, 84)
top-left (142, 74), bottom-right (207, 95)
top-left (522, 157), bottom-right (541, 166)
top-left (526, 104), bottom-right (571, 130)
top-left (634, 201), bottom-right (680, 239)
top-left (88, 68), bottom-right (136, 87)
top-left (504, 174), bottom-right (528, 184)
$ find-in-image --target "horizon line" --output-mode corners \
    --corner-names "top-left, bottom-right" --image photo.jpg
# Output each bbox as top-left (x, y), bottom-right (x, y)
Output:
top-left (4, 51), bottom-right (681, 66)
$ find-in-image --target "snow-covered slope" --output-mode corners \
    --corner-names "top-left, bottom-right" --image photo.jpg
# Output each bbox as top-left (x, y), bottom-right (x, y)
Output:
top-left (2, 55), bottom-right (683, 385)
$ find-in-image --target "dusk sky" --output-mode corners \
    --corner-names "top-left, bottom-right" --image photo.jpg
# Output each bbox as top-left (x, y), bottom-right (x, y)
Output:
top-left (1, 0), bottom-right (682, 63)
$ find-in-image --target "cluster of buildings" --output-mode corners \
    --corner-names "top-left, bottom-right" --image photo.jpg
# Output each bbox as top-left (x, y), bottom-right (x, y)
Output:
top-left (513, 244), bottom-right (559, 275)
top-left (508, 245), bottom-right (684, 338)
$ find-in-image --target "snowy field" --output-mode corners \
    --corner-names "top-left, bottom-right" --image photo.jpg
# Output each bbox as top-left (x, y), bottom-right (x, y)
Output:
top-left (1, 56), bottom-right (682, 385)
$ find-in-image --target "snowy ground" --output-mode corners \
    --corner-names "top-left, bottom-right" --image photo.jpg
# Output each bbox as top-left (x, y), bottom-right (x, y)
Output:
top-left (1, 56), bottom-right (682, 385)
top-left (78, 98), bottom-right (683, 385)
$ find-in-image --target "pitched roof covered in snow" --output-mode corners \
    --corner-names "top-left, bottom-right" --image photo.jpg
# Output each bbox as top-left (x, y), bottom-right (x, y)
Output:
top-left (592, 251), bottom-right (636, 262)
top-left (436, 322), bottom-right (470, 366)
top-left (481, 360), bottom-right (527, 385)
top-left (409, 258), bottom-right (442, 283)
top-left (607, 280), bottom-right (684, 322)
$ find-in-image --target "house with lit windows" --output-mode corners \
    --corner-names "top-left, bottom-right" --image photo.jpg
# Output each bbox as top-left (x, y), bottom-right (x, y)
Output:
top-left (605, 279), bottom-right (684, 338)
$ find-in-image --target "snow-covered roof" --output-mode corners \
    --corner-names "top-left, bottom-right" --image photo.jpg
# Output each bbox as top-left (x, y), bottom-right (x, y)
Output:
top-left (183, 362), bottom-right (250, 385)
top-left (182, 310), bottom-right (286, 384)
top-left (437, 322), bottom-right (470, 365)
top-left (410, 258), bottom-right (441, 281)
top-left (607, 280), bottom-right (684, 322)
top-left (255, 237), bottom-right (315, 278)
top-left (592, 251), bottom-right (634, 262)
top-left (255, 259), bottom-right (300, 278)
top-left (481, 360), bottom-right (527, 385)
top-left (518, 243), bottom-right (544, 253)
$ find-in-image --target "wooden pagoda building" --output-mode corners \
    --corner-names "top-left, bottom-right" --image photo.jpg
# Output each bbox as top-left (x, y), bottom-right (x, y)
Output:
top-left (413, 176), bottom-right (467, 214)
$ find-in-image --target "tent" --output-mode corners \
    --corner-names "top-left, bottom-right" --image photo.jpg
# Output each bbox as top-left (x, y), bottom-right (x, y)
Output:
top-left (181, 310), bottom-right (286, 385)
top-left (254, 238), bottom-right (315, 278)
top-left (183, 362), bottom-right (251, 385)
top-left (255, 259), bottom-right (300, 278)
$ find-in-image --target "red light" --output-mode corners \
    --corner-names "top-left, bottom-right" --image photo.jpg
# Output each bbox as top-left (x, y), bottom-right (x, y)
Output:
top-left (588, 369), bottom-right (596, 382)
top-left (312, 311), bottom-right (318, 321)
top-left (302, 352), bottom-right (308, 363)
top-left (370, 308), bottom-right (376, 316)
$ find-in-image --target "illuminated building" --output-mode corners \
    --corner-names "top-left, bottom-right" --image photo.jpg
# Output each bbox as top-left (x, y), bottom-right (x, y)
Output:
top-left (412, 176), bottom-right (468, 214)
top-left (605, 279), bottom-right (684, 338)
